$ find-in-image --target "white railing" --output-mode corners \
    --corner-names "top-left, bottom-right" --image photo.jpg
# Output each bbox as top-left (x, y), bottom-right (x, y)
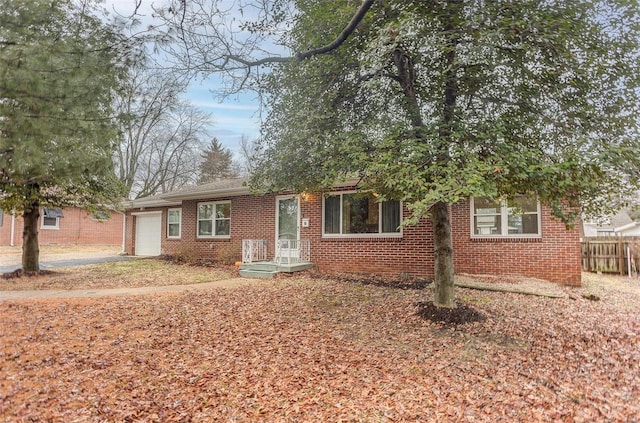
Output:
top-left (242, 239), bottom-right (268, 263)
top-left (275, 239), bottom-right (310, 265)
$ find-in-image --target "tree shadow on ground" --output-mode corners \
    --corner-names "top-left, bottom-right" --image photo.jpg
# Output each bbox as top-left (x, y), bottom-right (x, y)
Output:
top-left (1, 269), bottom-right (55, 280)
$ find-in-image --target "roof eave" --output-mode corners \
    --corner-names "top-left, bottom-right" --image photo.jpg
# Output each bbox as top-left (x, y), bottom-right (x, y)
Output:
top-left (160, 186), bottom-right (251, 201)
top-left (124, 199), bottom-right (183, 209)
top-left (614, 222), bottom-right (640, 232)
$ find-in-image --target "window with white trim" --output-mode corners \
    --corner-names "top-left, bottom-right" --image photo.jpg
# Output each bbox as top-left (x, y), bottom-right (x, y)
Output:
top-left (471, 195), bottom-right (540, 237)
top-left (323, 192), bottom-right (401, 236)
top-left (167, 208), bottom-right (182, 238)
top-left (42, 207), bottom-right (63, 229)
top-left (197, 201), bottom-right (230, 238)
top-left (92, 210), bottom-right (109, 222)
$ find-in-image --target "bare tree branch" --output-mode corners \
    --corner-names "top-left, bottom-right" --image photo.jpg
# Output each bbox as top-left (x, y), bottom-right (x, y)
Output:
top-left (114, 65), bottom-right (209, 199)
top-left (226, 0), bottom-right (375, 67)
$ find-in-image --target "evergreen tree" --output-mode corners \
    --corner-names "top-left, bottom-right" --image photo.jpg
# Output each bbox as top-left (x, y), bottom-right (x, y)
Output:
top-left (198, 138), bottom-right (238, 183)
top-left (0, 0), bottom-right (127, 272)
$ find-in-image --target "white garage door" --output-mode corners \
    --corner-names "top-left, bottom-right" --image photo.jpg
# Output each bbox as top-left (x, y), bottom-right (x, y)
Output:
top-left (135, 213), bottom-right (162, 256)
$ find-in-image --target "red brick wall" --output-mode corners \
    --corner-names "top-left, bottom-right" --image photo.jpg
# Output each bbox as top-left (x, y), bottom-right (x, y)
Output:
top-left (125, 195), bottom-right (582, 285)
top-left (0, 211), bottom-right (12, 246)
top-left (301, 193), bottom-right (433, 277)
top-left (451, 201), bottom-right (582, 286)
top-left (124, 212), bottom-right (136, 254)
top-left (163, 196), bottom-right (277, 262)
top-left (0, 208), bottom-right (124, 246)
top-left (127, 196), bottom-right (278, 262)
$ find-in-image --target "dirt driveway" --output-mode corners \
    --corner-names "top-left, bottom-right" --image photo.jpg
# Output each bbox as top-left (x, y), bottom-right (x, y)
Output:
top-left (0, 244), bottom-right (123, 267)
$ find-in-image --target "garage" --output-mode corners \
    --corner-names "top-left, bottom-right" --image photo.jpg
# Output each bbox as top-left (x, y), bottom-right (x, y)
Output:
top-left (134, 212), bottom-right (162, 256)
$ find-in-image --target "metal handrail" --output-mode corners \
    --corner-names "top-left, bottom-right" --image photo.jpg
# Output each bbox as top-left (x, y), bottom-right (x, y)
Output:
top-left (242, 239), bottom-right (267, 263)
top-left (275, 239), bottom-right (310, 265)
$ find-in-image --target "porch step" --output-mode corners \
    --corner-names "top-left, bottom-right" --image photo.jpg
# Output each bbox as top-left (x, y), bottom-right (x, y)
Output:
top-left (238, 261), bottom-right (314, 279)
top-left (278, 262), bottom-right (314, 273)
top-left (240, 262), bottom-right (278, 272)
top-left (239, 268), bottom-right (279, 279)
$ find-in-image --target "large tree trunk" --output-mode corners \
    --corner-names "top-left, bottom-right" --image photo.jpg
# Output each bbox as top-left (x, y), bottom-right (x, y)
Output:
top-left (22, 197), bottom-right (40, 273)
top-left (431, 201), bottom-right (455, 308)
top-left (392, 4), bottom-right (459, 308)
top-left (429, 2), bottom-right (460, 308)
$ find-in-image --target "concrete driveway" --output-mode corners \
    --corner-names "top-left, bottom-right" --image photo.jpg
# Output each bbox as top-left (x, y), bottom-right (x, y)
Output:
top-left (0, 245), bottom-right (132, 273)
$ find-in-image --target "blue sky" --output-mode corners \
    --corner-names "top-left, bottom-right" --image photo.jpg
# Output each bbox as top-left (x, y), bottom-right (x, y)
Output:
top-left (185, 83), bottom-right (262, 156)
top-left (106, 0), bottom-right (263, 157)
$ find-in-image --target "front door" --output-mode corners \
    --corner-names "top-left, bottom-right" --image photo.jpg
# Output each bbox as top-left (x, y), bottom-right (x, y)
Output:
top-left (276, 196), bottom-right (299, 263)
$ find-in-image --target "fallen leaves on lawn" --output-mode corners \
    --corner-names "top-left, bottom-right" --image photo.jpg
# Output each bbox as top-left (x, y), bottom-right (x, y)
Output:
top-left (0, 276), bottom-right (639, 422)
top-left (0, 260), bottom-right (238, 291)
top-left (415, 301), bottom-right (487, 325)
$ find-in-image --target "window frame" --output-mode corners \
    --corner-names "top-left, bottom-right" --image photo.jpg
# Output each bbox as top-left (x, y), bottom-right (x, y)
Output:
top-left (322, 190), bottom-right (402, 238)
top-left (470, 196), bottom-right (542, 238)
top-left (167, 208), bottom-right (182, 239)
top-left (92, 210), bottom-right (110, 222)
top-left (196, 201), bottom-right (231, 239)
top-left (41, 208), bottom-right (63, 230)
top-left (41, 215), bottom-right (60, 230)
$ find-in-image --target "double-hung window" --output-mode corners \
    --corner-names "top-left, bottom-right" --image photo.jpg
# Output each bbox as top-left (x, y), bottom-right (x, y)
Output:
top-left (323, 192), bottom-right (401, 237)
top-left (471, 195), bottom-right (540, 237)
top-left (197, 201), bottom-right (231, 238)
top-left (167, 208), bottom-right (182, 238)
top-left (42, 207), bottom-right (63, 229)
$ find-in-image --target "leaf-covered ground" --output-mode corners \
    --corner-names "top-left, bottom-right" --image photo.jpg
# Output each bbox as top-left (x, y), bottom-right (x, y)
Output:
top-left (1, 273), bottom-right (638, 422)
top-left (0, 259), bottom-right (237, 291)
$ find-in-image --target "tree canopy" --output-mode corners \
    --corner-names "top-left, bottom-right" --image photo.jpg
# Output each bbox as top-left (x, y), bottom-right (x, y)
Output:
top-left (0, 0), bottom-right (128, 271)
top-left (159, 0), bottom-right (640, 306)
top-left (252, 0), bottom-right (640, 218)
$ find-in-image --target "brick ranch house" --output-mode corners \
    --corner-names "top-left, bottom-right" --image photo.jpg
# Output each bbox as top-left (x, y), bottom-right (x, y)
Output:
top-left (0, 207), bottom-right (124, 248)
top-left (124, 178), bottom-right (582, 285)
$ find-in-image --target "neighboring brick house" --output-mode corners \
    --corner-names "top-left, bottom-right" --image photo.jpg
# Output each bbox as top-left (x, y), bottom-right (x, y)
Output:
top-left (0, 207), bottom-right (124, 247)
top-left (124, 178), bottom-right (582, 286)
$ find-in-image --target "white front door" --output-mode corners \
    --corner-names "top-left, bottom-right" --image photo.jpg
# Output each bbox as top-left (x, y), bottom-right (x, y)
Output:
top-left (275, 196), bottom-right (299, 263)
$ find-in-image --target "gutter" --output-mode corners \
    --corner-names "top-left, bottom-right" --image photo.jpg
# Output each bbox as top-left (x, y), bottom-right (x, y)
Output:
top-left (157, 178), bottom-right (364, 202)
top-left (160, 186), bottom-right (251, 201)
top-left (123, 198), bottom-right (181, 210)
top-left (614, 221), bottom-right (639, 233)
top-left (123, 177), bottom-right (365, 209)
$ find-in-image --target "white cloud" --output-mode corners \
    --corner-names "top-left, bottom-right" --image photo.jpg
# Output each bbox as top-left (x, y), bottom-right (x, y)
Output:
top-left (191, 100), bottom-right (258, 112)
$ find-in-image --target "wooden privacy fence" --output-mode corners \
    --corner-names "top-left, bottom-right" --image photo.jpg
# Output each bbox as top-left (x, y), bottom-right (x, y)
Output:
top-left (581, 236), bottom-right (640, 275)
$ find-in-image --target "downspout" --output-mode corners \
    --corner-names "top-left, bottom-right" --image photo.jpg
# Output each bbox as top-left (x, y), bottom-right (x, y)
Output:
top-left (119, 211), bottom-right (127, 255)
top-left (10, 213), bottom-right (15, 247)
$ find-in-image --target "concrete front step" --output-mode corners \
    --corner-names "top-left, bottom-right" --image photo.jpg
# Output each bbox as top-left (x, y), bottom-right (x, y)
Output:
top-left (238, 269), bottom-right (279, 279)
top-left (240, 262), bottom-right (278, 272)
top-left (239, 261), bottom-right (313, 279)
